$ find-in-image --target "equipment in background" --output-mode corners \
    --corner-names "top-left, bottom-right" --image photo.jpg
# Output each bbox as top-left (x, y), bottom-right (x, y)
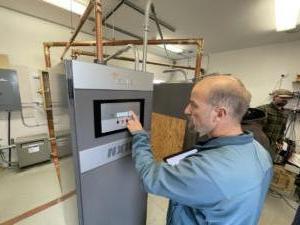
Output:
top-left (49, 60), bottom-right (153, 225)
top-left (242, 108), bottom-right (270, 151)
top-left (0, 69), bottom-right (21, 167)
top-left (15, 134), bottom-right (50, 168)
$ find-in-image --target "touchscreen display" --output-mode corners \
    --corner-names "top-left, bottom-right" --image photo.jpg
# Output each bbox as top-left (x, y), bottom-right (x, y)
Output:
top-left (94, 99), bottom-right (144, 137)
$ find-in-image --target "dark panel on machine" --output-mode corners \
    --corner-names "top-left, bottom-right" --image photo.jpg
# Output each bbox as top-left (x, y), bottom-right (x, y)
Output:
top-left (153, 83), bottom-right (193, 119)
top-left (152, 83), bottom-right (198, 150)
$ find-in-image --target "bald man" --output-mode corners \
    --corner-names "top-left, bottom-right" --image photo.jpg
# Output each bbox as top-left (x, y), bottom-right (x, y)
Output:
top-left (127, 75), bottom-right (273, 225)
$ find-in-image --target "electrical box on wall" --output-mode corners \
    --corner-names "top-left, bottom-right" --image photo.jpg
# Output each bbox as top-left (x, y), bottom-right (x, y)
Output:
top-left (15, 133), bottom-right (50, 168)
top-left (0, 69), bottom-right (21, 111)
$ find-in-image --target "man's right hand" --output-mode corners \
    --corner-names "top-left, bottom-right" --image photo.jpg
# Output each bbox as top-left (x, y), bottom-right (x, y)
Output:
top-left (127, 111), bottom-right (144, 134)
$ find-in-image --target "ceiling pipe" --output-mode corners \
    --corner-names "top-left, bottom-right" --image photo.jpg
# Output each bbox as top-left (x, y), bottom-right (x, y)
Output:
top-left (70, 49), bottom-right (196, 70)
top-left (123, 0), bottom-right (175, 32)
top-left (103, 44), bottom-right (133, 64)
top-left (44, 38), bottom-right (203, 75)
top-left (89, 0), bottom-right (144, 41)
top-left (44, 38), bottom-right (203, 47)
top-left (94, 0), bottom-right (104, 63)
top-left (142, 0), bottom-right (153, 72)
top-left (132, 45), bottom-right (140, 70)
top-left (60, 0), bottom-right (94, 60)
top-left (150, 4), bottom-right (171, 60)
top-left (90, 19), bottom-right (140, 39)
top-left (163, 69), bottom-right (188, 82)
top-left (44, 38), bottom-right (203, 73)
top-left (102, 0), bottom-right (125, 24)
top-left (104, 22), bottom-right (143, 40)
top-left (194, 41), bottom-right (204, 82)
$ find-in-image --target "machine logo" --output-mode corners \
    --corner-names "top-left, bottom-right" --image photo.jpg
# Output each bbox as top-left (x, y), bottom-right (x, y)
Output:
top-left (112, 72), bottom-right (133, 88)
top-left (107, 141), bottom-right (132, 159)
top-left (80, 138), bottom-right (133, 173)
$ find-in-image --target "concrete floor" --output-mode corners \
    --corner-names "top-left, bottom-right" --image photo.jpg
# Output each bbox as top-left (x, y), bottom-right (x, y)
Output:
top-left (0, 161), bottom-right (298, 225)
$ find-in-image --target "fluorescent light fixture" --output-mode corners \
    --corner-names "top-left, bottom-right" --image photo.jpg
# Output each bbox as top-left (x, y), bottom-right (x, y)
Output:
top-left (159, 45), bottom-right (183, 53)
top-left (153, 79), bottom-right (165, 84)
top-left (43, 0), bottom-right (87, 15)
top-left (275, 0), bottom-right (300, 31)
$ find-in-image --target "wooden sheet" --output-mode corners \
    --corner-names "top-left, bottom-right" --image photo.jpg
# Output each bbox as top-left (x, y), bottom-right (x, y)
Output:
top-left (151, 112), bottom-right (186, 161)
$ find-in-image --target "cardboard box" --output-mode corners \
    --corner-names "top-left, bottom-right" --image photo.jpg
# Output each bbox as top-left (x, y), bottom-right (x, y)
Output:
top-left (271, 165), bottom-right (296, 197)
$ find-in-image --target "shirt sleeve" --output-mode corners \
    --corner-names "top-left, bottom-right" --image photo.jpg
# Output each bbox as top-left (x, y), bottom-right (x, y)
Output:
top-left (257, 105), bottom-right (268, 127)
top-left (131, 131), bottom-right (225, 207)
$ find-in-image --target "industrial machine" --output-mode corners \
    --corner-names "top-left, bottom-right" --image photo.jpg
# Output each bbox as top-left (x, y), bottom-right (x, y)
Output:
top-left (49, 60), bottom-right (153, 225)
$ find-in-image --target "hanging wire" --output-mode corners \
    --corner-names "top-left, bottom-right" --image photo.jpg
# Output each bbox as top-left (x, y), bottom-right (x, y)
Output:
top-left (70, 0), bottom-right (73, 33)
top-left (112, 7), bottom-right (116, 40)
top-left (150, 4), bottom-right (171, 60)
top-left (103, 7), bottom-right (107, 57)
top-left (70, 0), bottom-right (77, 57)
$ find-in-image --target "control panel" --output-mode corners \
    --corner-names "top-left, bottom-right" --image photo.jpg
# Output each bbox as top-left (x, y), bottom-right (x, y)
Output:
top-left (94, 99), bottom-right (144, 137)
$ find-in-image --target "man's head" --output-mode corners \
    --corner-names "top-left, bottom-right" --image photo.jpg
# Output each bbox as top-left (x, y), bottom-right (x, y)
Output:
top-left (184, 75), bottom-right (251, 136)
top-left (271, 89), bottom-right (293, 108)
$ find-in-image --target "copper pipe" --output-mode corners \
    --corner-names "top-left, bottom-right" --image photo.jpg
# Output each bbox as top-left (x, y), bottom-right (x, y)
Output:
top-left (45, 41), bottom-right (96, 47)
top-left (194, 41), bottom-right (204, 82)
top-left (123, 0), bottom-right (175, 32)
top-left (71, 49), bottom-right (196, 70)
top-left (44, 38), bottom-right (203, 69)
top-left (43, 44), bottom-right (51, 68)
top-left (45, 38), bottom-right (203, 48)
top-left (40, 71), bottom-right (61, 186)
top-left (104, 38), bottom-right (203, 46)
top-left (94, 0), bottom-right (103, 62)
top-left (60, 0), bottom-right (94, 60)
top-left (103, 45), bottom-right (133, 64)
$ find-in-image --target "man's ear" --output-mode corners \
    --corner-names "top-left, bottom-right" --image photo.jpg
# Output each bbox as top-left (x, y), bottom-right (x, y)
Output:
top-left (215, 107), bottom-right (227, 122)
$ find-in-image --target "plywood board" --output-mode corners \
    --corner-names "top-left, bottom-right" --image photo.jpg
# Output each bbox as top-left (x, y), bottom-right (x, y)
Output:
top-left (151, 112), bottom-right (186, 161)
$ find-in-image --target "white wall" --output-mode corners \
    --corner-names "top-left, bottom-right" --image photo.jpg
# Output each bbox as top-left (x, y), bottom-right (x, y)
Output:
top-left (0, 7), bottom-right (171, 163)
top-left (207, 40), bottom-right (300, 107)
top-left (177, 40), bottom-right (300, 106)
top-left (176, 40), bottom-right (300, 149)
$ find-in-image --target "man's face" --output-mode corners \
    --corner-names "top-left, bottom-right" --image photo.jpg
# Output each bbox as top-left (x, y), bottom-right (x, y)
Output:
top-left (184, 87), bottom-right (217, 136)
top-left (273, 96), bottom-right (288, 107)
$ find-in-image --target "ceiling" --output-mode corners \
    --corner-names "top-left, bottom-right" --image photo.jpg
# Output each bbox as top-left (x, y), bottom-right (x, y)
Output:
top-left (1, 0), bottom-right (300, 60)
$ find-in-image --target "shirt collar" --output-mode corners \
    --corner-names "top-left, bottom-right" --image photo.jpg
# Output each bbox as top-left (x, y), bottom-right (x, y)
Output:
top-left (270, 102), bottom-right (283, 111)
top-left (194, 131), bottom-right (253, 150)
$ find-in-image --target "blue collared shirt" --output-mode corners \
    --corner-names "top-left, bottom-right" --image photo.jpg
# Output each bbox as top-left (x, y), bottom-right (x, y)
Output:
top-left (132, 131), bottom-right (273, 225)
